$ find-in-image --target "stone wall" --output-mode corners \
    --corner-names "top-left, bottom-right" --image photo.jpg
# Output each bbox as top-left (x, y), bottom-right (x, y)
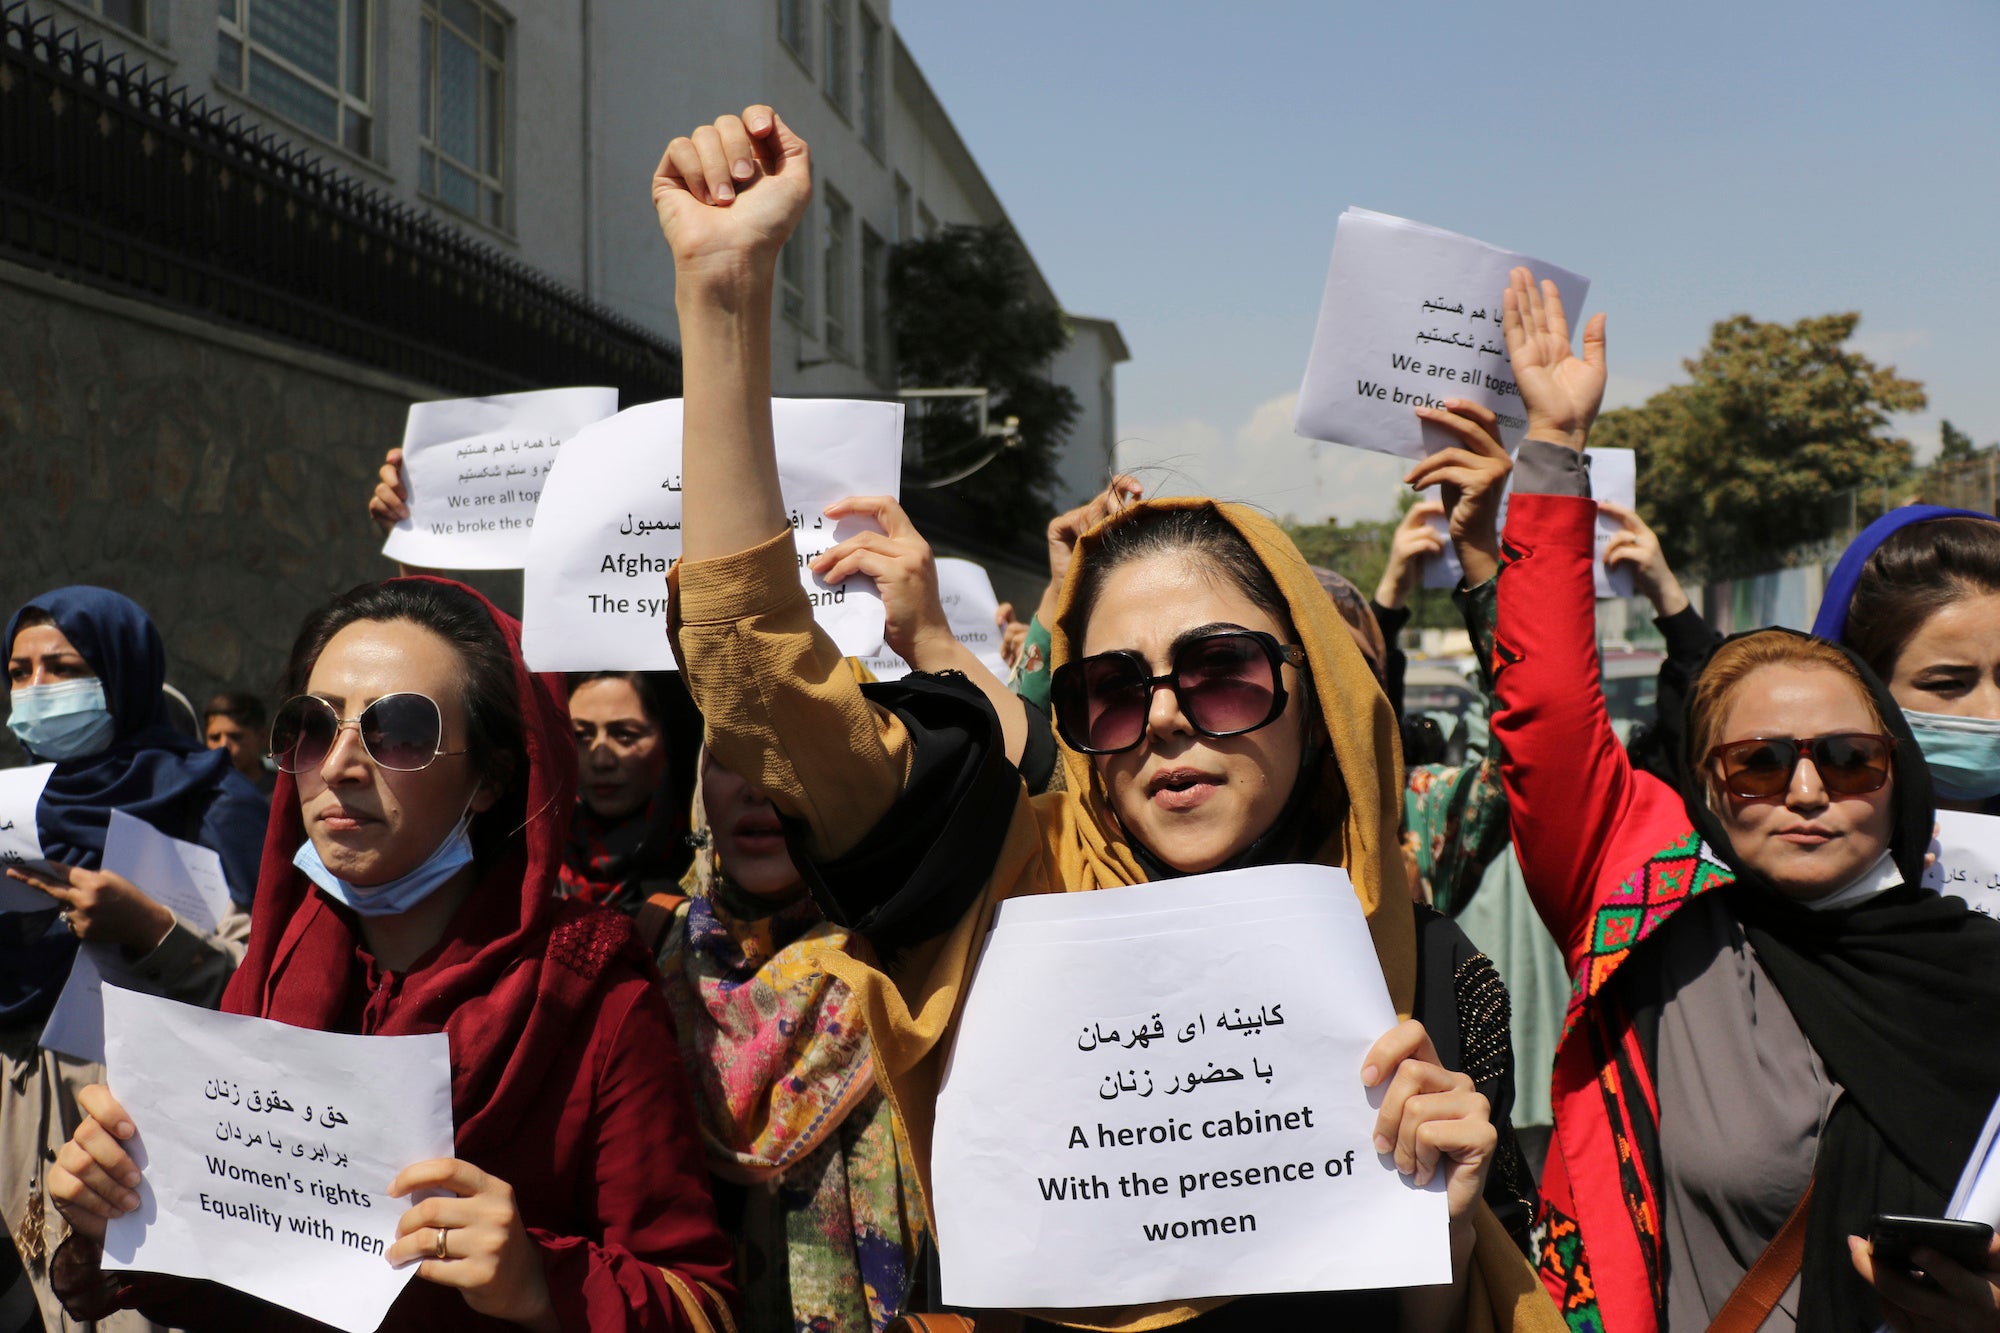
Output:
top-left (0, 263), bottom-right (520, 756)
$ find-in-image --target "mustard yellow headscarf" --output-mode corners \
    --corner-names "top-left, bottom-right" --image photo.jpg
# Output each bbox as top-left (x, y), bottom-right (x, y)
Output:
top-left (817, 498), bottom-right (1558, 1332)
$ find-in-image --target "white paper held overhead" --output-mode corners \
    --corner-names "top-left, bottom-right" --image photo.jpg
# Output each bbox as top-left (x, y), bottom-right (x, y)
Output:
top-left (1295, 208), bottom-right (1589, 460)
top-left (930, 866), bottom-right (1449, 1309)
top-left (521, 398), bottom-right (904, 671)
top-left (861, 558), bottom-right (1011, 682)
top-left (1417, 447), bottom-right (1635, 596)
top-left (381, 386), bottom-right (619, 570)
top-left (103, 988), bottom-right (454, 1333)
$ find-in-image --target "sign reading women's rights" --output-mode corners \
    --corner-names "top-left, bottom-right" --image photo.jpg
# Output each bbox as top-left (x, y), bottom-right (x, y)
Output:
top-left (860, 558), bottom-right (1011, 682)
top-left (103, 988), bottom-right (454, 1333)
top-left (381, 386), bottom-right (619, 570)
top-left (931, 867), bottom-right (1449, 1309)
top-left (1923, 809), bottom-right (2000, 920)
top-left (521, 398), bottom-right (904, 672)
top-left (1294, 208), bottom-right (1589, 460)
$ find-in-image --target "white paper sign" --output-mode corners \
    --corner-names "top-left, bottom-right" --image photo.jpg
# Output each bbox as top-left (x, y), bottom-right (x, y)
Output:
top-left (41, 812), bottom-right (235, 1064)
top-left (1590, 448), bottom-right (1638, 600)
top-left (861, 558), bottom-right (1011, 683)
top-left (1418, 447), bottom-right (1635, 594)
top-left (103, 988), bottom-right (454, 1333)
top-left (1922, 810), bottom-right (2000, 919)
top-left (381, 387), bottom-right (619, 570)
top-left (931, 866), bottom-right (1449, 1309)
top-left (521, 398), bottom-right (905, 672)
top-left (0, 762), bottom-right (61, 909)
top-left (1295, 208), bottom-right (1589, 461)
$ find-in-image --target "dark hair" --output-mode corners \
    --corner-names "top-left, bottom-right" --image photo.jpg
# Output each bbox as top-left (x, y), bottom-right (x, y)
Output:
top-left (204, 690), bottom-right (267, 730)
top-left (1062, 506), bottom-right (1290, 653)
top-left (1844, 518), bottom-right (2000, 679)
top-left (566, 671), bottom-right (665, 728)
top-left (283, 581), bottom-right (526, 863)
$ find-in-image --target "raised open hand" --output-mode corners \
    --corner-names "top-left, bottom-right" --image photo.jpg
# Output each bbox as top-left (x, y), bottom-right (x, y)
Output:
top-left (1403, 398), bottom-right (1513, 587)
top-left (1501, 266), bottom-right (1606, 451)
top-left (652, 106), bottom-right (811, 276)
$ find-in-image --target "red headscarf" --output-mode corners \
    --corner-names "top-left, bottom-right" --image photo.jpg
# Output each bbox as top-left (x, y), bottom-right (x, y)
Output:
top-left (222, 577), bottom-right (646, 1158)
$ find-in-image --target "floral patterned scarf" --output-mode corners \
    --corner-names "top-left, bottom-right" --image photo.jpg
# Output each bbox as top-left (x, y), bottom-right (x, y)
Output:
top-left (657, 787), bottom-right (923, 1331)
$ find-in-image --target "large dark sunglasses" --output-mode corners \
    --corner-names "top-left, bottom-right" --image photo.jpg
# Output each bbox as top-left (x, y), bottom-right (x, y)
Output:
top-left (1705, 732), bottom-right (1894, 800)
top-left (1051, 629), bottom-right (1307, 756)
top-left (269, 693), bottom-right (465, 774)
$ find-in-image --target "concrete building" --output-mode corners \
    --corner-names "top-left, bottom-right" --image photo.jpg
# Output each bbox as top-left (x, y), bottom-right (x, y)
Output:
top-left (2, 0), bottom-right (1125, 707)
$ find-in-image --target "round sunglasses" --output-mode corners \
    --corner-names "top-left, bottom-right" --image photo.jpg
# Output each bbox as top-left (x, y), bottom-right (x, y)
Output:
top-left (1051, 629), bottom-right (1306, 756)
top-left (1704, 732), bottom-right (1894, 800)
top-left (268, 693), bottom-right (466, 775)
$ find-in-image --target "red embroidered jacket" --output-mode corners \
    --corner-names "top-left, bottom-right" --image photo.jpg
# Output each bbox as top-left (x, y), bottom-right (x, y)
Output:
top-left (1492, 492), bottom-right (1737, 1333)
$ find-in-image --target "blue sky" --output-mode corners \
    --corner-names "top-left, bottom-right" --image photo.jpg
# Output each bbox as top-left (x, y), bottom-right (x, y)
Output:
top-left (894, 0), bottom-right (2000, 523)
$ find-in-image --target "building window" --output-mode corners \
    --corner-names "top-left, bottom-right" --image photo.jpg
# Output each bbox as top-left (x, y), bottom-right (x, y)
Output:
top-left (861, 224), bottom-right (887, 382)
top-left (419, 0), bottom-right (508, 228)
top-left (893, 174), bottom-right (913, 244)
top-left (823, 186), bottom-right (852, 359)
top-left (778, 0), bottom-right (809, 68)
top-left (218, 0), bottom-right (373, 156)
top-left (80, 0), bottom-right (150, 38)
top-left (779, 219), bottom-right (810, 328)
top-left (857, 6), bottom-right (884, 153)
top-left (821, 0), bottom-right (850, 119)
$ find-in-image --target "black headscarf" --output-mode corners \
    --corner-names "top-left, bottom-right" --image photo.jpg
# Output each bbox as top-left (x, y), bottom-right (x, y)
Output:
top-left (1665, 627), bottom-right (2000, 1330)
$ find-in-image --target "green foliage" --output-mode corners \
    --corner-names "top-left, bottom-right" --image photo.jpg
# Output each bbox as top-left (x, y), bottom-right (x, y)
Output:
top-left (1591, 312), bottom-right (1925, 575)
top-left (886, 225), bottom-right (1081, 545)
top-left (1283, 506), bottom-right (1461, 630)
top-left (1938, 419), bottom-right (1982, 465)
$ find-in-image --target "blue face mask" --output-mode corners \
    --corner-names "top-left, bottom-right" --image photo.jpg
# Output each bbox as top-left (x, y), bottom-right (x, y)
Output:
top-left (8, 678), bottom-right (117, 761)
top-left (1904, 708), bottom-right (2000, 802)
top-left (292, 799), bottom-right (478, 917)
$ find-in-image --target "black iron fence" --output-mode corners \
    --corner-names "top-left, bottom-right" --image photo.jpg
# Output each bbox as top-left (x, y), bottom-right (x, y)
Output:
top-left (0, 3), bottom-right (678, 400)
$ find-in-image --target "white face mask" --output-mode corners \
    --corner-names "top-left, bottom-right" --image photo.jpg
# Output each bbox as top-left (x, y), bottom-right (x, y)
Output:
top-left (8, 678), bottom-right (116, 760)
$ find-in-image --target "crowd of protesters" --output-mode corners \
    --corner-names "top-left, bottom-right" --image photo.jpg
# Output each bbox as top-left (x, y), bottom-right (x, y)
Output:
top-left (2, 102), bottom-right (1997, 1333)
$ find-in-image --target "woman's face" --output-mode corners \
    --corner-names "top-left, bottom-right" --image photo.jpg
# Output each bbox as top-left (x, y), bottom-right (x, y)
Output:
top-left (1080, 554), bottom-right (1307, 875)
top-left (297, 620), bottom-right (494, 887)
top-left (570, 677), bottom-right (667, 821)
top-left (699, 752), bottom-right (803, 899)
top-left (1885, 590), bottom-right (2000, 721)
top-left (1709, 664), bottom-right (1895, 900)
top-left (8, 624), bottom-right (95, 689)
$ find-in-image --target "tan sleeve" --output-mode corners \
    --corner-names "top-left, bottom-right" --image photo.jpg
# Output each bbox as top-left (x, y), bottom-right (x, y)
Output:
top-left (128, 905), bottom-right (250, 1009)
top-left (669, 528), bottom-right (911, 861)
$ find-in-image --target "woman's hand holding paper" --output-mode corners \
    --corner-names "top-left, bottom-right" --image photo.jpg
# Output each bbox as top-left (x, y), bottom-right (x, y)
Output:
top-left (1362, 1019), bottom-right (1495, 1230)
top-left (47, 1084), bottom-right (143, 1243)
top-left (1373, 501), bottom-right (1447, 611)
top-left (812, 496), bottom-right (953, 666)
top-left (1402, 398), bottom-right (1514, 588)
top-left (1599, 501), bottom-right (1691, 618)
top-left (369, 447), bottom-right (409, 537)
top-left (6, 862), bottom-right (175, 956)
top-left (388, 1158), bottom-right (559, 1333)
top-left (1501, 265), bottom-right (1607, 451)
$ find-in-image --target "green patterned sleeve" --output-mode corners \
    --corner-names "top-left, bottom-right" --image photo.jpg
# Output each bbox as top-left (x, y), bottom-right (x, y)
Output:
top-left (1010, 615), bottom-right (1055, 711)
top-left (1406, 577), bottom-right (1510, 914)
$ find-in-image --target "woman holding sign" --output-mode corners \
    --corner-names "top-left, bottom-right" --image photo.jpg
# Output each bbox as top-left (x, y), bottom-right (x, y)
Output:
top-left (1489, 269), bottom-right (2000, 1333)
top-left (651, 105), bottom-right (1556, 1330)
top-left (2, 587), bottom-right (265, 1331)
top-left (44, 577), bottom-right (737, 1331)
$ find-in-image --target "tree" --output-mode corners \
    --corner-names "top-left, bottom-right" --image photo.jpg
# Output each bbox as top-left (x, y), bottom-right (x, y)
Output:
top-left (1591, 313), bottom-right (1924, 575)
top-left (1938, 419), bottom-right (1981, 465)
top-left (1283, 491), bottom-right (1461, 630)
top-left (887, 224), bottom-right (1080, 545)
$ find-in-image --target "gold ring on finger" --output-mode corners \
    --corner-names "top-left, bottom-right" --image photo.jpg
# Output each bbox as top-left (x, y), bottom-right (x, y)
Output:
top-left (435, 1226), bottom-right (449, 1261)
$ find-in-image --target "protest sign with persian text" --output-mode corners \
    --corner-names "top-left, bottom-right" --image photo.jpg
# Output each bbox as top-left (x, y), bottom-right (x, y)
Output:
top-left (521, 398), bottom-right (904, 672)
top-left (930, 867), bottom-right (1449, 1309)
top-left (1295, 208), bottom-right (1589, 460)
top-left (381, 386), bottom-right (618, 570)
top-left (103, 989), bottom-right (454, 1333)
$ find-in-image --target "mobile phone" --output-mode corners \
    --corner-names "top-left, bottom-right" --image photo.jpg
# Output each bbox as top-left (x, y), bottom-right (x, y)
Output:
top-left (1868, 1213), bottom-right (1995, 1276)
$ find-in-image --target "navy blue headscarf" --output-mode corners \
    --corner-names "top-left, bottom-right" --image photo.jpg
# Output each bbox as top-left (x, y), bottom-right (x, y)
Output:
top-left (1811, 505), bottom-right (1999, 642)
top-left (3, 587), bottom-right (267, 1026)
